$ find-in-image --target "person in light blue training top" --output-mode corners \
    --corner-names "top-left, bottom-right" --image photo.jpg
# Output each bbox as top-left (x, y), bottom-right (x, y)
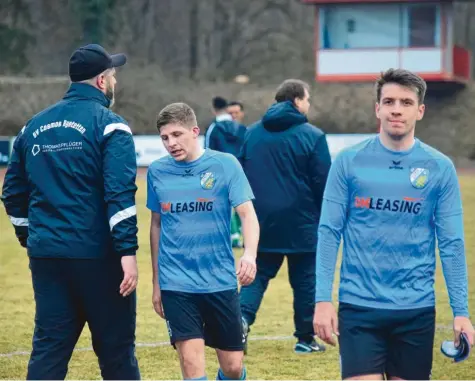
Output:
top-left (313, 68), bottom-right (474, 380)
top-left (147, 102), bottom-right (260, 380)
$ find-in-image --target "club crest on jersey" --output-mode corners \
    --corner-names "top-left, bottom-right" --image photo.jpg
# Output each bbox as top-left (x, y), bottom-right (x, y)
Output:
top-left (410, 167), bottom-right (429, 189)
top-left (200, 172), bottom-right (215, 190)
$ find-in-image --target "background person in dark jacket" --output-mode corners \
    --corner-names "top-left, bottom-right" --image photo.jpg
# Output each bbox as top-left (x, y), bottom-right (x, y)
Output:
top-left (227, 100), bottom-right (247, 246)
top-left (205, 96), bottom-right (247, 247)
top-left (1, 44), bottom-right (140, 380)
top-left (204, 96), bottom-right (246, 158)
top-left (239, 79), bottom-right (331, 354)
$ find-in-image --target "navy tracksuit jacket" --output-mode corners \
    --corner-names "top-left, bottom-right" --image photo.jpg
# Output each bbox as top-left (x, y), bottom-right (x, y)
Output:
top-left (238, 101), bottom-right (332, 341)
top-left (204, 113), bottom-right (246, 158)
top-left (1, 83), bottom-right (140, 380)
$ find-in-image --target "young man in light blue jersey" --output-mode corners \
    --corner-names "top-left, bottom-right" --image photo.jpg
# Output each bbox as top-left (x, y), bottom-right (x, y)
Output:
top-left (313, 68), bottom-right (474, 380)
top-left (147, 102), bottom-right (259, 380)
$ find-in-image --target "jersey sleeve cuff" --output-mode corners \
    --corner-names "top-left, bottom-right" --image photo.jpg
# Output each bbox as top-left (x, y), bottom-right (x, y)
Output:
top-left (453, 309), bottom-right (470, 318)
top-left (232, 196), bottom-right (254, 208)
top-left (146, 203), bottom-right (161, 213)
top-left (315, 294), bottom-right (332, 303)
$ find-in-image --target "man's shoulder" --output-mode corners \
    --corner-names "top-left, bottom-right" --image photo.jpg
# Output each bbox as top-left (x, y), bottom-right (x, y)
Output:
top-left (205, 150), bottom-right (242, 175)
top-left (334, 136), bottom-right (375, 165)
top-left (149, 156), bottom-right (173, 172)
top-left (101, 107), bottom-right (125, 121)
top-left (206, 149), bottom-right (239, 166)
top-left (101, 109), bottom-right (131, 135)
top-left (349, 135), bottom-right (376, 152)
top-left (417, 140), bottom-right (453, 167)
top-left (413, 141), bottom-right (456, 186)
top-left (214, 119), bottom-right (242, 135)
top-left (20, 101), bottom-right (68, 139)
top-left (246, 120), bottom-right (263, 131)
top-left (298, 122), bottom-right (325, 137)
top-left (242, 120), bottom-right (263, 139)
top-left (28, 100), bottom-right (65, 127)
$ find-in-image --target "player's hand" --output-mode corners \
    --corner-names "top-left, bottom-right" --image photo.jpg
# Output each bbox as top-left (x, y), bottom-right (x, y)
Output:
top-left (120, 255), bottom-right (138, 297)
top-left (313, 302), bottom-right (339, 346)
top-left (152, 283), bottom-right (165, 318)
top-left (237, 250), bottom-right (257, 286)
top-left (454, 316), bottom-right (474, 347)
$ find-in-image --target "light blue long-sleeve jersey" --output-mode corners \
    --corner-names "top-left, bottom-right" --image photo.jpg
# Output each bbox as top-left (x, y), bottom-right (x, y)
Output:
top-left (315, 136), bottom-right (469, 317)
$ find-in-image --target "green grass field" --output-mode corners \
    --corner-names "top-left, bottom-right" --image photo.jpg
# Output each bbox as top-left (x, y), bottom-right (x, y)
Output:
top-left (0, 174), bottom-right (474, 380)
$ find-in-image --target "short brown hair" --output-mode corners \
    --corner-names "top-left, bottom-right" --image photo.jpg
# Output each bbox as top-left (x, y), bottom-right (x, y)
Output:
top-left (156, 102), bottom-right (197, 130)
top-left (376, 68), bottom-right (427, 104)
top-left (275, 79), bottom-right (310, 103)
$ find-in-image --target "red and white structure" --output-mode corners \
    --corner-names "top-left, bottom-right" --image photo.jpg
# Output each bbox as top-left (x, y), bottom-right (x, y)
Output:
top-left (301, 0), bottom-right (472, 83)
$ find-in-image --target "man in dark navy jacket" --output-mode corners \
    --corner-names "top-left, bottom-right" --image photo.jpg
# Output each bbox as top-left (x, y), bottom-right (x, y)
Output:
top-left (239, 79), bottom-right (331, 354)
top-left (1, 44), bottom-right (140, 380)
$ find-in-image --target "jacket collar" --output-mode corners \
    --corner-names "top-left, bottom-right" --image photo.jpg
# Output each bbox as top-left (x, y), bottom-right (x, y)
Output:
top-left (63, 83), bottom-right (111, 108)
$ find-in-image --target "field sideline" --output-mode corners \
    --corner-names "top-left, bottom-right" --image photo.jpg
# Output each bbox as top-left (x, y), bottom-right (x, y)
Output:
top-left (0, 173), bottom-right (474, 380)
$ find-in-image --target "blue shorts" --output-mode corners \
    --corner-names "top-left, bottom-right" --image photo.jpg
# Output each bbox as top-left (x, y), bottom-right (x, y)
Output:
top-left (161, 289), bottom-right (244, 351)
top-left (338, 302), bottom-right (435, 380)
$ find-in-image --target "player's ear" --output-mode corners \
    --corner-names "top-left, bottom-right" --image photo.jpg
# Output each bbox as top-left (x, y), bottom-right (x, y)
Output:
top-left (192, 126), bottom-right (200, 137)
top-left (417, 104), bottom-right (425, 121)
